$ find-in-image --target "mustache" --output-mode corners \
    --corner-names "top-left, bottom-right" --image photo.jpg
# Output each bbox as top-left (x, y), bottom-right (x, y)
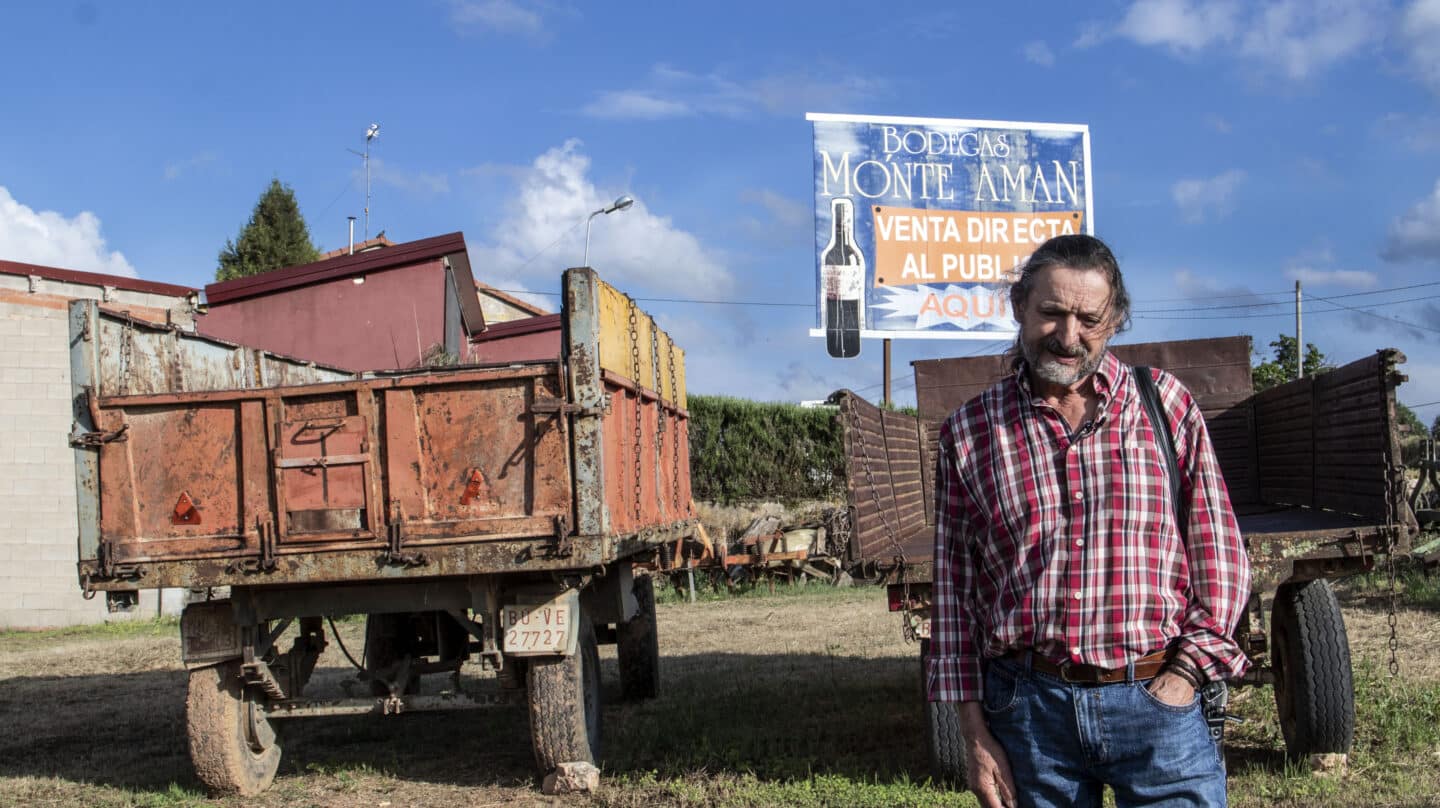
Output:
top-left (1044, 339), bottom-right (1088, 358)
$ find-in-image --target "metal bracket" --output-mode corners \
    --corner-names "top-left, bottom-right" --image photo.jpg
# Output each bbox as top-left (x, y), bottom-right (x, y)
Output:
top-left (227, 515), bottom-right (278, 574)
top-left (380, 501), bottom-right (428, 568)
top-left (547, 513), bottom-right (573, 558)
top-left (70, 423), bottom-right (128, 448)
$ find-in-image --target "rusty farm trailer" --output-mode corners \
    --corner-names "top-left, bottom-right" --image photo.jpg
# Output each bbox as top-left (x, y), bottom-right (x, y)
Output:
top-left (68, 268), bottom-right (696, 795)
top-left (833, 336), bottom-right (1416, 782)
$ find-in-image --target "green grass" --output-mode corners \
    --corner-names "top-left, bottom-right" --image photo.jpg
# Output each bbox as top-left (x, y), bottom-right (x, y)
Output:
top-left (1341, 561), bottom-right (1440, 611)
top-left (0, 614), bottom-right (179, 645)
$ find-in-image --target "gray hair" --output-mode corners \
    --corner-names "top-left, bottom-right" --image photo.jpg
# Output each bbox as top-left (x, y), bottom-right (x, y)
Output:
top-left (1006, 234), bottom-right (1132, 368)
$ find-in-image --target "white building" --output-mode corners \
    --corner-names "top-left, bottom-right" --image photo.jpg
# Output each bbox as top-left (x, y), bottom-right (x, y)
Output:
top-left (0, 260), bottom-right (197, 628)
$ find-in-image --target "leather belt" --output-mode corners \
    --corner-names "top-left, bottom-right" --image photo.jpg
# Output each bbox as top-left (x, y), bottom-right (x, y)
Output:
top-left (1004, 648), bottom-right (1172, 684)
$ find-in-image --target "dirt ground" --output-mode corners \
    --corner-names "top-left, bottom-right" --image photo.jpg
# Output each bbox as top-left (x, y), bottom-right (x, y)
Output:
top-left (0, 582), bottom-right (1436, 807)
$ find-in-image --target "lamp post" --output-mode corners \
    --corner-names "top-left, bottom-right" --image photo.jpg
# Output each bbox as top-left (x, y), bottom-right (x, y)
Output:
top-left (583, 195), bottom-right (634, 267)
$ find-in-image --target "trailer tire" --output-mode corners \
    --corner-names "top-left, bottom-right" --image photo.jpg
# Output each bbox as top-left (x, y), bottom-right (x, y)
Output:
top-left (1271, 579), bottom-right (1355, 757)
top-left (528, 614), bottom-right (602, 770)
top-left (920, 639), bottom-right (967, 788)
top-left (186, 661), bottom-right (281, 796)
top-left (364, 613), bottom-right (420, 696)
top-left (617, 575), bottom-right (660, 700)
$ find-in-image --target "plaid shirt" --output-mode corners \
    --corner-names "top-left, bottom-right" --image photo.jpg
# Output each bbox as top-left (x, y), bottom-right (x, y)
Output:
top-left (926, 351), bottom-right (1250, 703)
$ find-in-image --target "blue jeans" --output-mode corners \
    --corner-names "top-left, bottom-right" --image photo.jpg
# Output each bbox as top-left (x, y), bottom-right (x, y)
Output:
top-left (982, 655), bottom-right (1226, 808)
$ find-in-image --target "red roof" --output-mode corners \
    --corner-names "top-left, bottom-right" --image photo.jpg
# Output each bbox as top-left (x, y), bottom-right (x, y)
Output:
top-left (470, 312), bottom-right (561, 342)
top-left (0, 259), bottom-right (196, 297)
top-left (204, 231), bottom-right (487, 337)
top-left (320, 235), bottom-right (395, 260)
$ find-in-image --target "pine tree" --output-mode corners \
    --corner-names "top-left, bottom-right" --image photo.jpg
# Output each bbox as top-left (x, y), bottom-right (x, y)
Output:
top-left (215, 179), bottom-right (321, 281)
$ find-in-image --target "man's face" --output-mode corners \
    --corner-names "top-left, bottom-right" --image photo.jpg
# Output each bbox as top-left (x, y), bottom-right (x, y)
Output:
top-left (1018, 265), bottom-right (1117, 391)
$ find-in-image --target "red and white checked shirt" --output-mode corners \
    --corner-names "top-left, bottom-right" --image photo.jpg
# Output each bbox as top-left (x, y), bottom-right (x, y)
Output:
top-left (926, 351), bottom-right (1250, 703)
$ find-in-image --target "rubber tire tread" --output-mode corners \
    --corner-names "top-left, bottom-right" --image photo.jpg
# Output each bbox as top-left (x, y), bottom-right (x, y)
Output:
top-left (920, 639), bottom-right (967, 788)
top-left (617, 575), bottom-right (661, 700)
top-left (527, 617), bottom-right (602, 771)
top-left (1272, 578), bottom-right (1355, 756)
top-left (186, 661), bottom-right (281, 796)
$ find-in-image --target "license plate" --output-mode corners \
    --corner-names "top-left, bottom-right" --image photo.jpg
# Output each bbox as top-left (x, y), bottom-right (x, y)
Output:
top-left (502, 594), bottom-right (577, 656)
top-left (913, 616), bottom-right (931, 639)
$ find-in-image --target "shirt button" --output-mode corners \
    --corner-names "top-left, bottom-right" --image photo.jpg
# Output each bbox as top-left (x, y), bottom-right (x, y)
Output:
top-left (1075, 539), bottom-right (1085, 548)
top-left (1073, 491), bottom-right (1083, 501)
top-left (1072, 591), bottom-right (1082, 600)
top-left (1070, 647), bottom-right (1081, 656)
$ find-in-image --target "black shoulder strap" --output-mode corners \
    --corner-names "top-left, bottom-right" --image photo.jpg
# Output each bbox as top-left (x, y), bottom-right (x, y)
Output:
top-left (1133, 366), bottom-right (1184, 535)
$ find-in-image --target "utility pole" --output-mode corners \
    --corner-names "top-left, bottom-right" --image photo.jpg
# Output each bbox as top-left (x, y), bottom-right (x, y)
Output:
top-left (1295, 280), bottom-right (1304, 380)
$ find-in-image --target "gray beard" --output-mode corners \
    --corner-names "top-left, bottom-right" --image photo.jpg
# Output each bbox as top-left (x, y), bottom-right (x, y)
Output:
top-left (1022, 336), bottom-right (1106, 387)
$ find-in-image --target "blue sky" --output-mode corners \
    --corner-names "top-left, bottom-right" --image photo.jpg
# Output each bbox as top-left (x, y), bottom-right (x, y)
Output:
top-left (3, 0), bottom-right (1440, 416)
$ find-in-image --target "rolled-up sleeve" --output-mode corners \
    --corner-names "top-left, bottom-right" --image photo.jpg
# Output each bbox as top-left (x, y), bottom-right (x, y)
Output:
top-left (927, 416), bottom-right (984, 702)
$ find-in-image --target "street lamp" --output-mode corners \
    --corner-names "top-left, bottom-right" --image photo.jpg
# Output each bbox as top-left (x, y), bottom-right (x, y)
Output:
top-left (583, 195), bottom-right (634, 267)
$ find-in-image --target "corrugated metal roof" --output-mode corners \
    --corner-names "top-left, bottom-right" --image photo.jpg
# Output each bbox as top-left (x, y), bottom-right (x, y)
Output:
top-left (203, 231), bottom-right (487, 336)
top-left (0, 259), bottom-right (197, 297)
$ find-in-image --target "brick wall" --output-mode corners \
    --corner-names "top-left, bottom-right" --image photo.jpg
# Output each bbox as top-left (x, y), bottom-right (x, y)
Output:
top-left (0, 275), bottom-right (194, 628)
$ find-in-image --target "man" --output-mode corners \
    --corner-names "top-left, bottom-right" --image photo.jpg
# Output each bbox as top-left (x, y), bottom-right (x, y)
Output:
top-left (927, 234), bottom-right (1250, 808)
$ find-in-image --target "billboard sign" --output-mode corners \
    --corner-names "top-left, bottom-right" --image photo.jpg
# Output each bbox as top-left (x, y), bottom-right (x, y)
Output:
top-left (808, 113), bottom-right (1092, 355)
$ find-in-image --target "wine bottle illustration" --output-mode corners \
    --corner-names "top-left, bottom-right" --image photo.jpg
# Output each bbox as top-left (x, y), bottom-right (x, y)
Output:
top-left (822, 197), bottom-right (864, 358)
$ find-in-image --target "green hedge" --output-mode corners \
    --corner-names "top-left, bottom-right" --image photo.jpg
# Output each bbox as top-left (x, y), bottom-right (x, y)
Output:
top-left (687, 395), bottom-right (844, 504)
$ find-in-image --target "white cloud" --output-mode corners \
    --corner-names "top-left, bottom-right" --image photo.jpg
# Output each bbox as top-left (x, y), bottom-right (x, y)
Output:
top-left (163, 152), bottom-right (217, 181)
top-left (366, 158), bottom-right (450, 196)
top-left (1094, 0), bottom-right (1386, 81)
top-left (1239, 0), bottom-right (1387, 81)
top-left (0, 186), bottom-right (137, 277)
top-left (1115, 0), bottom-right (1239, 52)
top-left (1285, 267), bottom-right (1378, 287)
top-left (581, 91), bottom-right (694, 120)
top-left (449, 0), bottom-right (549, 36)
top-left (1401, 0), bottom-right (1440, 94)
top-left (580, 64), bottom-right (883, 120)
top-left (1022, 40), bottom-right (1055, 66)
top-left (1171, 169), bottom-right (1245, 223)
top-left (1382, 179), bottom-right (1440, 262)
top-left (741, 189), bottom-right (810, 231)
top-left (469, 140), bottom-right (732, 299)
top-left (1373, 112), bottom-right (1440, 152)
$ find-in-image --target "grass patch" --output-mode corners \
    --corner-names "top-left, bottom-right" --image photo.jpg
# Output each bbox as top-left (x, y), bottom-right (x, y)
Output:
top-left (0, 615), bottom-right (179, 647)
top-left (1338, 562), bottom-right (1440, 611)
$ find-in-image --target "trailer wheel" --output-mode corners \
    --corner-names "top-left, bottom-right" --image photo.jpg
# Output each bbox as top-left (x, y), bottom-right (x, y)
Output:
top-left (919, 639), bottom-right (967, 788)
top-left (364, 613), bottom-right (420, 696)
top-left (186, 661), bottom-right (281, 796)
top-left (617, 575), bottom-right (660, 700)
top-left (1271, 579), bottom-right (1355, 757)
top-left (528, 614), bottom-right (602, 770)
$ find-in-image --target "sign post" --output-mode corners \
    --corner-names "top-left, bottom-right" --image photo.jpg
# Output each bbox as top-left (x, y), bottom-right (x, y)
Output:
top-left (808, 113), bottom-right (1093, 357)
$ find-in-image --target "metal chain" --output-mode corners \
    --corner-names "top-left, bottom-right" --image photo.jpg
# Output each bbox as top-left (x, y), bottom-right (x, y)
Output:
top-left (119, 315), bottom-right (134, 395)
top-left (1384, 465), bottom-right (1401, 677)
top-left (653, 327), bottom-right (665, 517)
top-left (628, 298), bottom-right (643, 523)
top-left (668, 340), bottom-right (681, 516)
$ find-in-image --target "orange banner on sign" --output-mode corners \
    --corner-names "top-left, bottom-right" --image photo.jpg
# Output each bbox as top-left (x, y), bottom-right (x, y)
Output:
top-left (872, 206), bottom-right (1084, 288)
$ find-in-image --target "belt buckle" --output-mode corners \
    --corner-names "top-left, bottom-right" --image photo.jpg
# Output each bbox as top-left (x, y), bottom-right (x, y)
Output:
top-left (1057, 660), bottom-right (1088, 684)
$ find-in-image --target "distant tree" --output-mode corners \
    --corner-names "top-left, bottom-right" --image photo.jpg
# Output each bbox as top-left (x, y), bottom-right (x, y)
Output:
top-left (1251, 334), bottom-right (1332, 392)
top-left (1396, 401), bottom-right (1426, 437)
top-left (215, 179), bottom-right (321, 281)
top-left (1432, 414), bottom-right (1440, 441)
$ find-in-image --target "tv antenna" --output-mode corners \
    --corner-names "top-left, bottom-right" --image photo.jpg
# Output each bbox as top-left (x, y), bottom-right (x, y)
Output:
top-left (347, 123), bottom-right (380, 239)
